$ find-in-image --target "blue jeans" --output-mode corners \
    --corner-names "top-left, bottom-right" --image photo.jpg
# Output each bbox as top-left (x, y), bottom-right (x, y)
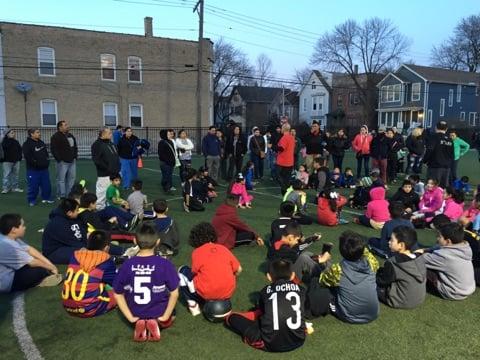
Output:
top-left (250, 153), bottom-right (264, 179)
top-left (26, 168), bottom-right (52, 204)
top-left (267, 151), bottom-right (278, 180)
top-left (56, 160), bottom-right (76, 198)
top-left (120, 158), bottom-right (138, 189)
top-left (356, 155), bottom-right (370, 178)
top-left (472, 214), bottom-right (480, 232)
top-left (2, 162), bottom-right (20, 191)
top-left (160, 162), bottom-right (174, 192)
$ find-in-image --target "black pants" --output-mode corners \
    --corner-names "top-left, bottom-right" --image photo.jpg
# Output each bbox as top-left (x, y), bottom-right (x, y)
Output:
top-left (235, 231), bottom-right (256, 246)
top-left (160, 162), bottom-right (174, 192)
top-left (11, 265), bottom-right (50, 292)
top-left (331, 155), bottom-right (344, 171)
top-left (179, 159), bottom-right (191, 183)
top-left (277, 165), bottom-right (293, 195)
top-left (293, 212), bottom-right (313, 225)
top-left (226, 311), bottom-right (265, 350)
top-left (305, 279), bottom-right (333, 318)
top-left (387, 156), bottom-right (398, 182)
top-left (227, 155), bottom-right (244, 180)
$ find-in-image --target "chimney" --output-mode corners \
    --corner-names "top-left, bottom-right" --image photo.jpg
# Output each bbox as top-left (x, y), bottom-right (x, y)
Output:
top-left (354, 64), bottom-right (358, 74)
top-left (144, 17), bottom-right (153, 37)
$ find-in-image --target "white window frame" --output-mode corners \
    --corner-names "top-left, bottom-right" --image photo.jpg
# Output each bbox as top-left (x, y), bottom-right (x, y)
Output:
top-left (381, 86), bottom-right (387, 103)
top-left (439, 99), bottom-right (445, 117)
top-left (460, 111), bottom-right (465, 121)
top-left (100, 54), bottom-right (116, 81)
top-left (128, 56), bottom-right (142, 83)
top-left (411, 83), bottom-right (421, 101)
top-left (469, 112), bottom-right (476, 126)
top-left (312, 96), bottom-right (317, 111)
top-left (103, 102), bottom-right (118, 126)
top-left (427, 109), bottom-right (433, 128)
top-left (311, 81), bottom-right (316, 90)
top-left (393, 84), bottom-right (401, 102)
top-left (37, 47), bottom-right (56, 77)
top-left (448, 89), bottom-right (454, 107)
top-left (457, 84), bottom-right (462, 102)
top-left (387, 85), bottom-right (394, 102)
top-left (40, 99), bottom-right (58, 127)
top-left (129, 103), bottom-right (143, 127)
top-left (302, 98), bottom-right (307, 112)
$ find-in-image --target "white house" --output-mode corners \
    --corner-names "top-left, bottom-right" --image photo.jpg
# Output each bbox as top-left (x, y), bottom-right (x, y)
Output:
top-left (298, 70), bottom-right (332, 127)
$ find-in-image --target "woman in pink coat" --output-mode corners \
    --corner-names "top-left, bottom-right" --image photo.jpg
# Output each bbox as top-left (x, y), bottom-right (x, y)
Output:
top-left (229, 173), bottom-right (253, 208)
top-left (441, 186), bottom-right (465, 222)
top-left (351, 125), bottom-right (373, 179)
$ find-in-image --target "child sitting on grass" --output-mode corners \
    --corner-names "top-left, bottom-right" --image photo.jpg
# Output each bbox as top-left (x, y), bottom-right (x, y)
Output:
top-left (113, 222), bottom-right (180, 342)
top-left (411, 178), bottom-right (444, 227)
top-left (283, 180), bottom-right (313, 225)
top-left (408, 174), bottom-right (425, 197)
top-left (178, 222), bottom-right (241, 316)
top-left (441, 186), bottom-right (465, 222)
top-left (354, 187), bottom-right (390, 230)
top-left (296, 164), bottom-right (309, 187)
top-left (198, 166), bottom-right (218, 202)
top-left (62, 231), bottom-right (117, 317)
top-left (317, 189), bottom-right (348, 227)
top-left (0, 214), bottom-right (61, 293)
top-left (460, 193), bottom-right (480, 231)
top-left (343, 167), bottom-right (355, 188)
top-left (376, 226), bottom-right (426, 309)
top-left (127, 180), bottom-right (148, 218)
top-left (225, 259), bottom-right (307, 353)
top-left (453, 176), bottom-right (471, 194)
top-left (348, 177), bottom-right (371, 208)
top-left (183, 168), bottom-right (205, 212)
top-left (270, 201), bottom-right (298, 246)
top-left (229, 173), bottom-right (253, 209)
top-left (389, 180), bottom-right (420, 214)
top-left (152, 199), bottom-right (180, 257)
top-left (105, 174), bottom-right (137, 226)
top-left (330, 167), bottom-right (344, 188)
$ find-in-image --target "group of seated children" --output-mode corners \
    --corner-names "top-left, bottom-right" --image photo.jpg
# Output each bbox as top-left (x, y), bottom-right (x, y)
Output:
top-left (183, 167), bottom-right (219, 212)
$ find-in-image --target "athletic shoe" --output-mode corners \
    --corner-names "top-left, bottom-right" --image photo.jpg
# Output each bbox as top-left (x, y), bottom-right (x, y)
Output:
top-left (156, 247), bottom-right (174, 258)
top-left (339, 218), bottom-right (350, 225)
top-left (37, 274), bottom-right (63, 287)
top-left (12, 188), bottom-right (24, 193)
top-left (188, 302), bottom-right (201, 317)
top-left (183, 202), bottom-right (190, 213)
top-left (128, 214), bottom-right (140, 231)
top-left (146, 319), bottom-right (161, 341)
top-left (29, 202), bottom-right (35, 207)
top-left (123, 246), bottom-right (140, 258)
top-left (1, 189), bottom-right (8, 194)
top-left (134, 320), bottom-right (147, 342)
top-left (41, 200), bottom-right (55, 204)
top-left (170, 187), bottom-right (176, 191)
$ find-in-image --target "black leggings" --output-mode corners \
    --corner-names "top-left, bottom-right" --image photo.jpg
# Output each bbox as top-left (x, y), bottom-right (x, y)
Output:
top-left (11, 265), bottom-right (50, 292)
top-left (235, 231), bottom-right (256, 246)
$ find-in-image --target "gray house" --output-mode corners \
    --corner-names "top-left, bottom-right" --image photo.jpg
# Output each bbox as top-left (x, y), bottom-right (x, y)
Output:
top-left (377, 64), bottom-right (480, 132)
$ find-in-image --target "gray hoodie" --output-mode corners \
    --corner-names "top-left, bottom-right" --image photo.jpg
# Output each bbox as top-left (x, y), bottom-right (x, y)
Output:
top-left (423, 243), bottom-right (475, 300)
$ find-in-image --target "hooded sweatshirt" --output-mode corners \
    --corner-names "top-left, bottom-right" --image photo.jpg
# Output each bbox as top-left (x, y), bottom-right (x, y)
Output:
top-left (390, 188), bottom-right (420, 211)
top-left (366, 187), bottom-right (390, 223)
top-left (376, 253), bottom-right (426, 309)
top-left (62, 249), bottom-right (116, 317)
top-left (22, 137), bottom-right (49, 170)
top-left (418, 186), bottom-right (443, 214)
top-left (442, 198), bottom-right (464, 221)
top-left (320, 249), bottom-right (379, 324)
top-left (211, 203), bottom-right (257, 249)
top-left (423, 243), bottom-right (475, 300)
top-left (317, 196), bottom-right (347, 226)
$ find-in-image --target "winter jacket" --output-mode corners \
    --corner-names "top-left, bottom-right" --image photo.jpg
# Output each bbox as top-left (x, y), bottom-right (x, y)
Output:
top-left (317, 196), bottom-right (347, 226)
top-left (50, 131), bottom-right (78, 163)
top-left (442, 198), bottom-right (464, 221)
top-left (283, 188), bottom-right (307, 214)
top-left (78, 208), bottom-right (113, 234)
top-left (418, 186), bottom-right (443, 214)
top-left (175, 138), bottom-right (195, 161)
top-left (351, 133), bottom-right (372, 155)
top-left (390, 188), bottom-right (420, 211)
top-left (329, 136), bottom-right (350, 157)
top-left (276, 133), bottom-right (295, 167)
top-left (370, 134), bottom-right (389, 160)
top-left (452, 137), bottom-right (470, 161)
top-left (249, 135), bottom-right (266, 156)
top-left (304, 131), bottom-right (327, 155)
top-left (225, 134), bottom-right (246, 158)
top-left (320, 249), bottom-right (379, 324)
top-left (422, 243), bottom-right (475, 300)
top-left (387, 135), bottom-right (404, 159)
top-left (211, 203), bottom-right (257, 249)
top-left (91, 138), bottom-right (120, 177)
top-left (366, 187), bottom-right (391, 223)
top-left (376, 253), bottom-right (426, 309)
top-left (22, 137), bottom-right (49, 170)
top-left (1, 136), bottom-right (22, 163)
top-left (157, 139), bottom-right (177, 167)
top-left (423, 132), bottom-right (454, 168)
top-left (117, 135), bottom-right (139, 159)
top-left (406, 135), bottom-right (425, 156)
top-left (202, 133), bottom-right (221, 157)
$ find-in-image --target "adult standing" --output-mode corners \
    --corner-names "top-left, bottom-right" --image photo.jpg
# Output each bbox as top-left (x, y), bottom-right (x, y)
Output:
top-left (249, 127), bottom-right (266, 180)
top-left (50, 120), bottom-right (77, 198)
top-left (225, 125), bottom-right (246, 180)
top-left (304, 121), bottom-right (326, 172)
top-left (91, 127), bottom-right (120, 210)
top-left (351, 125), bottom-right (373, 179)
top-left (117, 127), bottom-right (140, 190)
top-left (112, 125), bottom-right (123, 146)
top-left (423, 121), bottom-right (454, 189)
top-left (202, 126), bottom-right (221, 182)
top-left (405, 127), bottom-right (425, 174)
top-left (158, 129), bottom-right (178, 193)
top-left (329, 128), bottom-right (350, 171)
top-left (290, 128), bottom-right (302, 170)
top-left (22, 128), bottom-right (52, 206)
top-left (175, 129), bottom-right (194, 183)
top-left (449, 130), bottom-right (470, 183)
top-left (472, 130), bottom-right (480, 162)
top-left (268, 125), bottom-right (282, 181)
top-left (385, 128), bottom-right (404, 183)
top-left (1, 130), bottom-right (23, 194)
top-left (216, 129), bottom-right (227, 181)
top-left (276, 124), bottom-right (295, 195)
top-left (370, 127), bottom-right (389, 184)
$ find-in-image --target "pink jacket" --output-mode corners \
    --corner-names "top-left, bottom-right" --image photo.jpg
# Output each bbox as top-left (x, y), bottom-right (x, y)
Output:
top-left (230, 182), bottom-right (253, 206)
top-left (443, 198), bottom-right (464, 221)
top-left (352, 133), bottom-right (372, 155)
top-left (366, 187), bottom-right (391, 223)
top-left (419, 187), bottom-right (443, 213)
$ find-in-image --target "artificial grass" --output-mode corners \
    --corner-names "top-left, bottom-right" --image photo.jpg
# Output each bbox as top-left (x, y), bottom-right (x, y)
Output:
top-left (1, 151), bottom-right (480, 359)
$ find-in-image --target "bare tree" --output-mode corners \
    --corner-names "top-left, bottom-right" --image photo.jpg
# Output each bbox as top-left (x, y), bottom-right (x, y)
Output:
top-left (431, 14), bottom-right (480, 72)
top-left (292, 67), bottom-right (312, 90)
top-left (255, 53), bottom-right (275, 87)
top-left (213, 38), bottom-right (253, 123)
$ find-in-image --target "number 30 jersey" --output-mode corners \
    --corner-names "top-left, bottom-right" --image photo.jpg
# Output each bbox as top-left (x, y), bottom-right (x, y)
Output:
top-left (113, 255), bottom-right (180, 319)
top-left (259, 280), bottom-right (306, 352)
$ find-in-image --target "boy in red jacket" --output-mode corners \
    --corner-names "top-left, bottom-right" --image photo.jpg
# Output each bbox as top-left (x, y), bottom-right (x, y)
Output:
top-left (211, 194), bottom-right (264, 249)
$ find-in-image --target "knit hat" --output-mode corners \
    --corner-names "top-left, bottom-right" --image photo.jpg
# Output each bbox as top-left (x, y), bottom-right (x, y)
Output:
top-left (360, 176), bottom-right (373, 187)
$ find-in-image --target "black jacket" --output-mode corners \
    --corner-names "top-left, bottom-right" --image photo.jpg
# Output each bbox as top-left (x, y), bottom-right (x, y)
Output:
top-left (91, 138), bottom-right (120, 177)
top-left (423, 132), bottom-right (454, 168)
top-left (329, 136), bottom-right (350, 157)
top-left (1, 136), bottom-right (22, 162)
top-left (304, 131), bottom-right (326, 155)
top-left (370, 134), bottom-right (389, 160)
top-left (387, 135), bottom-right (404, 158)
top-left (406, 135), bottom-right (425, 156)
top-left (225, 134), bottom-right (247, 158)
top-left (390, 189), bottom-right (420, 211)
top-left (50, 131), bottom-right (78, 163)
top-left (22, 137), bottom-right (49, 170)
top-left (158, 139), bottom-right (176, 167)
top-left (249, 135), bottom-right (266, 156)
top-left (117, 135), bottom-right (139, 159)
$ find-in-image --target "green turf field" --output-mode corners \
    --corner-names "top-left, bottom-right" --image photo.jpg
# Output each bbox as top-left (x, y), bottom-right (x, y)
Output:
top-left (1, 151), bottom-right (480, 359)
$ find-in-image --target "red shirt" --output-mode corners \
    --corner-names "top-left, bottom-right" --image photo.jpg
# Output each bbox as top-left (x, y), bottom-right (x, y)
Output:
top-left (276, 133), bottom-right (295, 167)
top-left (192, 243), bottom-right (240, 299)
top-left (211, 203), bottom-right (256, 249)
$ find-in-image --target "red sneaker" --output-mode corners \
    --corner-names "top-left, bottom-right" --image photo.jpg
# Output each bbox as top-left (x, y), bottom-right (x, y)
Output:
top-left (134, 320), bottom-right (147, 342)
top-left (146, 319), bottom-right (161, 341)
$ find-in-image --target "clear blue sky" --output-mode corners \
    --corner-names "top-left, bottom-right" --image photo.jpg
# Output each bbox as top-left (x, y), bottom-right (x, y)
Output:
top-left (1, 0), bottom-right (479, 79)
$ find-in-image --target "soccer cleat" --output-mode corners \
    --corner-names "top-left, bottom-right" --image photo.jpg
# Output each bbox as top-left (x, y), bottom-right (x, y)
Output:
top-left (37, 274), bottom-right (63, 287)
top-left (134, 320), bottom-right (147, 342)
top-left (146, 319), bottom-right (161, 341)
top-left (188, 303), bottom-right (201, 317)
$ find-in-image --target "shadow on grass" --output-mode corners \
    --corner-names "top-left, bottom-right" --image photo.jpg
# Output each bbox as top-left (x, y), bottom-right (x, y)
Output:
top-left (0, 293), bottom-right (15, 327)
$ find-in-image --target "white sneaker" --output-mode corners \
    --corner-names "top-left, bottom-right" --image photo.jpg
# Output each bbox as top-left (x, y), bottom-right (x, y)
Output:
top-left (123, 246), bottom-right (140, 258)
top-left (189, 303), bottom-right (201, 316)
top-left (12, 188), bottom-right (24, 193)
top-left (1, 189), bottom-right (8, 194)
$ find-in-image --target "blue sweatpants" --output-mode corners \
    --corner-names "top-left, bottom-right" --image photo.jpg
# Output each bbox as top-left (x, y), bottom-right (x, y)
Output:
top-left (27, 168), bottom-right (52, 204)
top-left (120, 158), bottom-right (138, 189)
top-left (98, 206), bottom-right (134, 229)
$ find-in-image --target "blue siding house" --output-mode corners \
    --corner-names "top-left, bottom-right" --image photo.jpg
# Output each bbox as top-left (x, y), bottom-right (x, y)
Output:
top-left (377, 64), bottom-right (480, 132)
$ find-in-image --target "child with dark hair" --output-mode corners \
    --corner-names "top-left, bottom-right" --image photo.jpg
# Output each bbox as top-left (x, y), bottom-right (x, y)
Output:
top-left (127, 180), bottom-right (148, 218)
top-left (62, 231), bottom-right (118, 317)
top-left (152, 199), bottom-right (180, 257)
top-left (242, 161), bottom-right (255, 190)
top-left (460, 192), bottom-right (480, 232)
top-left (104, 174), bottom-right (137, 226)
top-left (348, 178), bottom-right (371, 208)
top-left (390, 180), bottom-right (420, 213)
top-left (270, 201), bottom-right (297, 246)
top-left (225, 259), bottom-right (307, 353)
top-left (417, 223), bottom-right (475, 300)
top-left (317, 190), bottom-right (348, 226)
top-left (318, 231), bottom-right (379, 323)
top-left (183, 168), bottom-right (205, 212)
top-left (368, 202), bottom-right (414, 258)
top-left (178, 222), bottom-right (241, 316)
top-left (0, 214), bottom-right (61, 293)
top-left (309, 158), bottom-right (330, 193)
top-left (376, 226), bottom-right (426, 309)
top-left (330, 167), bottom-right (344, 188)
top-left (230, 173), bottom-right (253, 208)
top-left (441, 186), bottom-right (465, 222)
top-left (68, 181), bottom-right (88, 203)
top-left (113, 222), bottom-right (180, 342)
top-left (411, 178), bottom-right (443, 226)
top-left (106, 174), bottom-right (128, 208)
top-left (343, 167), bottom-right (355, 188)
top-left (354, 187), bottom-right (390, 230)
top-left (453, 175), bottom-right (471, 194)
top-left (198, 166), bottom-right (218, 202)
top-left (408, 174), bottom-right (425, 197)
top-left (283, 179), bottom-right (312, 225)
top-left (296, 164), bottom-right (309, 187)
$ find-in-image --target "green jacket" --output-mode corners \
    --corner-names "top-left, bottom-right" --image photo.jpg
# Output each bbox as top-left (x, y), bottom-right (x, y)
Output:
top-left (453, 137), bottom-right (470, 160)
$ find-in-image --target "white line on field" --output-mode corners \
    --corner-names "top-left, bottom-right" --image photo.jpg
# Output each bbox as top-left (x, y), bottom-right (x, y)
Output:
top-left (12, 292), bottom-right (44, 360)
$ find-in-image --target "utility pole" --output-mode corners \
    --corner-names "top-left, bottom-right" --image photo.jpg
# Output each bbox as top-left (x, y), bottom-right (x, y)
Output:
top-left (194, 0), bottom-right (204, 153)
top-left (282, 84), bottom-right (285, 116)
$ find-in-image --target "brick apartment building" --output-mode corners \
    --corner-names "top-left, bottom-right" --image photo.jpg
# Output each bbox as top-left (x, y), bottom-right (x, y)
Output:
top-left (0, 18), bottom-right (213, 129)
